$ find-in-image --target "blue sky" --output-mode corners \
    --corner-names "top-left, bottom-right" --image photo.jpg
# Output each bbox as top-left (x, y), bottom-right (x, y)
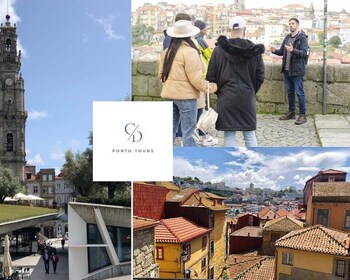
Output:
top-left (174, 147), bottom-right (350, 190)
top-left (1, 0), bottom-right (131, 173)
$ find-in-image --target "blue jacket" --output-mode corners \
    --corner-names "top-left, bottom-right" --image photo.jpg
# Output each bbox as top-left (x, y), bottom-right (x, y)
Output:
top-left (273, 31), bottom-right (308, 76)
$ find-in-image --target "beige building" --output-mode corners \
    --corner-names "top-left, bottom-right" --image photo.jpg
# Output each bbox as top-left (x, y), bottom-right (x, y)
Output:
top-left (262, 216), bottom-right (304, 256)
top-left (275, 225), bottom-right (350, 280)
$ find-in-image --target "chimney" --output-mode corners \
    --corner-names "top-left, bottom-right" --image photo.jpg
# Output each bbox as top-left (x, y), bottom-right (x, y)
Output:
top-left (199, 197), bottom-right (202, 204)
top-left (213, 200), bottom-right (216, 206)
top-left (248, 232), bottom-right (250, 237)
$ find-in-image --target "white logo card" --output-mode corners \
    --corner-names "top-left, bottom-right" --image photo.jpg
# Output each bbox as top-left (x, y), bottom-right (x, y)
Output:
top-left (93, 101), bottom-right (173, 181)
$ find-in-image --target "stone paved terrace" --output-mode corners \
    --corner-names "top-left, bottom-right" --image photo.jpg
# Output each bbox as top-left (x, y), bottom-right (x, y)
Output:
top-left (133, 60), bottom-right (350, 147)
top-left (175, 114), bottom-right (350, 147)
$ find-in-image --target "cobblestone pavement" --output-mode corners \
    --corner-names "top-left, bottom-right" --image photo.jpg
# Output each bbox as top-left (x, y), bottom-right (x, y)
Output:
top-left (175, 114), bottom-right (321, 147)
top-left (12, 238), bottom-right (68, 280)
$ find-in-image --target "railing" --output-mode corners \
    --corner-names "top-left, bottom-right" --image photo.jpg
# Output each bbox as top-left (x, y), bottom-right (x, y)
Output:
top-left (81, 262), bottom-right (131, 280)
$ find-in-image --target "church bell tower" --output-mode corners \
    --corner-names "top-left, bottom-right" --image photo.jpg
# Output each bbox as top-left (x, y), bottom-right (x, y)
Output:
top-left (0, 15), bottom-right (26, 183)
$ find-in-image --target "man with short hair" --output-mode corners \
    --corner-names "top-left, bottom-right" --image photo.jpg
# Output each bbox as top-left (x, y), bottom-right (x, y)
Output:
top-left (194, 20), bottom-right (212, 70)
top-left (43, 248), bottom-right (50, 274)
top-left (207, 16), bottom-right (265, 147)
top-left (270, 17), bottom-right (309, 125)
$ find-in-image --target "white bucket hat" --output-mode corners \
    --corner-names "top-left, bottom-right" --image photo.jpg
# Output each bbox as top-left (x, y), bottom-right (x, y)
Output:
top-left (167, 20), bottom-right (200, 38)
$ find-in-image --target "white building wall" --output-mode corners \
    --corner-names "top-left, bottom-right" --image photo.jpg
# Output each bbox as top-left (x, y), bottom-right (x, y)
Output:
top-left (68, 203), bottom-right (88, 280)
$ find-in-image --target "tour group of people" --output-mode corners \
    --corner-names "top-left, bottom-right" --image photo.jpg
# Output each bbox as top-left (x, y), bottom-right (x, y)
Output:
top-left (159, 14), bottom-right (309, 147)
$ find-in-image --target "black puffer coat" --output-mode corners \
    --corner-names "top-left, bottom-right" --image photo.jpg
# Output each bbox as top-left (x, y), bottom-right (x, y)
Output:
top-left (206, 36), bottom-right (265, 131)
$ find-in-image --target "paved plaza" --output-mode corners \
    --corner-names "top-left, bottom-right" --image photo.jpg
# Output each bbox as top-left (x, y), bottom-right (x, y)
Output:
top-left (11, 238), bottom-right (131, 280)
top-left (176, 114), bottom-right (350, 147)
top-left (12, 238), bottom-right (68, 280)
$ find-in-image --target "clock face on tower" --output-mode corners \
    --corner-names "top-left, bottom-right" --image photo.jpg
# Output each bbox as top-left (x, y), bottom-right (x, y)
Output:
top-left (5, 78), bottom-right (13, 86)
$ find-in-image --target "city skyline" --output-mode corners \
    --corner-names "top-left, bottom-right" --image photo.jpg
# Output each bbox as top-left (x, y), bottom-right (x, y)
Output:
top-left (133, 0), bottom-right (350, 12)
top-left (173, 147), bottom-right (350, 190)
top-left (0, 0), bottom-right (131, 173)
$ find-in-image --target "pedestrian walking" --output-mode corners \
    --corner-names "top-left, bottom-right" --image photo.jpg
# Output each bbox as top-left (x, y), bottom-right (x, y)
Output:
top-left (42, 248), bottom-right (50, 274)
top-left (50, 252), bottom-right (59, 274)
top-left (270, 17), bottom-right (309, 125)
top-left (159, 20), bottom-right (217, 146)
top-left (206, 16), bottom-right (265, 147)
top-left (61, 237), bottom-right (65, 249)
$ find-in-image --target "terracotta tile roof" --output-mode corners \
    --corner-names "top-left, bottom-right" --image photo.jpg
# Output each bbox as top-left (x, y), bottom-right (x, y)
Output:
top-left (237, 212), bottom-right (258, 219)
top-left (155, 217), bottom-right (211, 243)
top-left (290, 209), bottom-right (306, 221)
top-left (235, 257), bottom-right (275, 280)
top-left (166, 190), bottom-right (181, 201)
top-left (275, 225), bottom-right (350, 256)
top-left (263, 216), bottom-right (304, 232)
top-left (320, 169), bottom-right (347, 174)
top-left (231, 226), bottom-right (262, 237)
top-left (166, 188), bottom-right (199, 203)
top-left (227, 255), bottom-right (265, 279)
top-left (259, 207), bottom-right (277, 220)
top-left (157, 182), bottom-right (180, 191)
top-left (133, 216), bottom-right (160, 231)
top-left (199, 192), bottom-right (226, 200)
top-left (313, 182), bottom-right (350, 197)
top-left (276, 208), bottom-right (289, 217)
top-left (181, 194), bottom-right (229, 211)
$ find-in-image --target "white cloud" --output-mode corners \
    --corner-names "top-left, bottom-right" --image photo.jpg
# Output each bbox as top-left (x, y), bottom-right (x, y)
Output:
top-left (226, 148), bottom-right (265, 170)
top-left (28, 110), bottom-right (49, 120)
top-left (297, 167), bottom-right (320, 172)
top-left (174, 157), bottom-right (218, 182)
top-left (50, 152), bottom-right (65, 161)
top-left (86, 11), bottom-right (125, 40)
top-left (27, 154), bottom-right (45, 165)
top-left (174, 149), bottom-right (350, 191)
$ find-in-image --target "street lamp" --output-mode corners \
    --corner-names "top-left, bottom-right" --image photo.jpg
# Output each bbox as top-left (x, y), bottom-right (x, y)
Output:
top-left (181, 251), bottom-right (189, 278)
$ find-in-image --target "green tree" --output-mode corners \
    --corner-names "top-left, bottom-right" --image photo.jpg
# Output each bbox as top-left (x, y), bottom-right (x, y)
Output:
top-left (63, 149), bottom-right (95, 197)
top-left (62, 133), bottom-right (131, 206)
top-left (132, 24), bottom-right (150, 45)
top-left (0, 166), bottom-right (21, 203)
top-left (328, 35), bottom-right (342, 48)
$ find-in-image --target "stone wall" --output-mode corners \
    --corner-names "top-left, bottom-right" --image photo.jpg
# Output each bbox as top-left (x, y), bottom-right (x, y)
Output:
top-left (133, 228), bottom-right (159, 278)
top-left (132, 60), bottom-right (350, 115)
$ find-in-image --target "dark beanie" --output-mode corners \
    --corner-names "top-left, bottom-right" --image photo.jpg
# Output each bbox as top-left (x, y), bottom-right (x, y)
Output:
top-left (194, 20), bottom-right (206, 30)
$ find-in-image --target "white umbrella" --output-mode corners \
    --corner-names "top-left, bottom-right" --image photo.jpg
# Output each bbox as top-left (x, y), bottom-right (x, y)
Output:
top-left (4, 197), bottom-right (18, 202)
top-left (26, 194), bottom-right (44, 201)
top-left (3, 234), bottom-right (12, 277)
top-left (14, 192), bottom-right (31, 200)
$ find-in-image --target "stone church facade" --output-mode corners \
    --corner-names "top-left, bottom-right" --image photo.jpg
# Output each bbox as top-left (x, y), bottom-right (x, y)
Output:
top-left (0, 15), bottom-right (26, 183)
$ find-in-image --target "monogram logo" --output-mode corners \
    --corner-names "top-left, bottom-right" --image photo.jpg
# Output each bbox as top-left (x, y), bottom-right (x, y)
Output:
top-left (125, 123), bottom-right (143, 142)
